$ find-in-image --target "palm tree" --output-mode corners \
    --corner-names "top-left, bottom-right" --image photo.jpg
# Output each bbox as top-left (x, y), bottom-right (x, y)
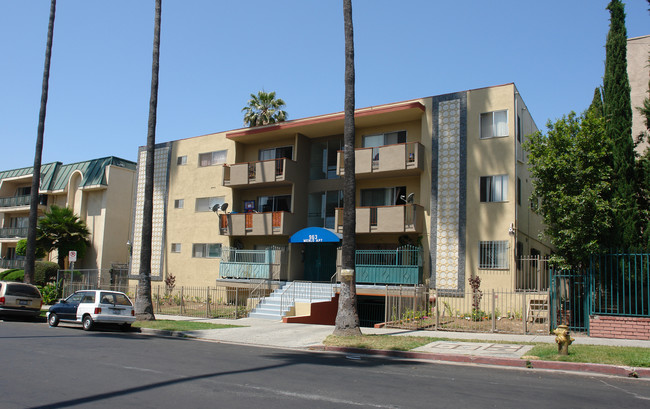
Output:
top-left (36, 205), bottom-right (90, 270)
top-left (333, 0), bottom-right (361, 336)
top-left (136, 0), bottom-right (161, 321)
top-left (25, 0), bottom-right (57, 285)
top-left (241, 91), bottom-right (287, 127)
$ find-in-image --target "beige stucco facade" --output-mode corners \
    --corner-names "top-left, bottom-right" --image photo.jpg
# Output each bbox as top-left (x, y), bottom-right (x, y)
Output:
top-left (0, 158), bottom-right (136, 281)
top-left (628, 35), bottom-right (650, 154)
top-left (131, 84), bottom-right (552, 293)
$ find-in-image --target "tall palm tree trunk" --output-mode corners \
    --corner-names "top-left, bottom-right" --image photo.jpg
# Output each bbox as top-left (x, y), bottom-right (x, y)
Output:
top-left (136, 0), bottom-right (161, 320)
top-left (333, 0), bottom-right (361, 336)
top-left (25, 0), bottom-right (56, 285)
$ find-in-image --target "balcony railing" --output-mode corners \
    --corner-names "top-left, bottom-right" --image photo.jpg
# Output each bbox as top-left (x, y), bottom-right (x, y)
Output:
top-left (222, 158), bottom-right (298, 188)
top-left (335, 246), bottom-right (423, 285)
top-left (0, 259), bottom-right (25, 269)
top-left (0, 227), bottom-right (28, 239)
top-left (337, 142), bottom-right (424, 178)
top-left (335, 204), bottom-right (424, 234)
top-left (219, 211), bottom-right (296, 236)
top-left (0, 195), bottom-right (47, 208)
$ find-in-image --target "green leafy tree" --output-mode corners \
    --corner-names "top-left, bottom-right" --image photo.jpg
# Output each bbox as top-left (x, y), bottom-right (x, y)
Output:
top-left (526, 110), bottom-right (613, 268)
top-left (333, 0), bottom-right (361, 336)
top-left (16, 239), bottom-right (47, 259)
top-left (589, 87), bottom-right (604, 117)
top-left (603, 0), bottom-right (637, 249)
top-left (241, 91), bottom-right (287, 127)
top-left (25, 0), bottom-right (56, 285)
top-left (36, 205), bottom-right (90, 269)
top-left (136, 0), bottom-right (161, 321)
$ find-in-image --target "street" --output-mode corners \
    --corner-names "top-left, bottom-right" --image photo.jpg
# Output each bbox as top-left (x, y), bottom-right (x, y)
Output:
top-left (1, 320), bottom-right (649, 408)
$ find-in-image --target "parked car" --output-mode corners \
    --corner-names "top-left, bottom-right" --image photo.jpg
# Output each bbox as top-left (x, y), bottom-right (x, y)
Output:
top-left (0, 281), bottom-right (43, 319)
top-left (47, 290), bottom-right (136, 331)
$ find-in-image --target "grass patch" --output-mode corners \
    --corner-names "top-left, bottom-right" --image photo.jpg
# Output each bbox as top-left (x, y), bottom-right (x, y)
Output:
top-left (325, 335), bottom-right (650, 367)
top-left (526, 344), bottom-right (650, 367)
top-left (132, 319), bottom-right (243, 331)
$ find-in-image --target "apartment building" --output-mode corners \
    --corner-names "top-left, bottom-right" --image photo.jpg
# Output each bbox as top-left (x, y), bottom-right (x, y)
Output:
top-left (0, 157), bottom-right (136, 277)
top-left (129, 83), bottom-right (552, 296)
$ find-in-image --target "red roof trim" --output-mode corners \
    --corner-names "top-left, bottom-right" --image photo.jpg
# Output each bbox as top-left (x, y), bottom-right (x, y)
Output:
top-left (226, 101), bottom-right (425, 139)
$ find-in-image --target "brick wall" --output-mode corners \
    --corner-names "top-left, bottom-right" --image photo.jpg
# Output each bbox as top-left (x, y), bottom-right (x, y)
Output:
top-left (589, 315), bottom-right (650, 340)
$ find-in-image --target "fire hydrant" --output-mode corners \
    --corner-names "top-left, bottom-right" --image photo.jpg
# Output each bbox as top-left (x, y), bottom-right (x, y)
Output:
top-left (553, 325), bottom-right (574, 356)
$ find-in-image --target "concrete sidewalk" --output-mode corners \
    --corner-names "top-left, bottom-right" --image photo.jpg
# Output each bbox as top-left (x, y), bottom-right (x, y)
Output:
top-left (142, 315), bottom-right (650, 379)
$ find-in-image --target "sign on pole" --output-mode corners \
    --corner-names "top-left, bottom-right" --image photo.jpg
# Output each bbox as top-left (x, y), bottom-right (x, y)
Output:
top-left (68, 250), bottom-right (77, 262)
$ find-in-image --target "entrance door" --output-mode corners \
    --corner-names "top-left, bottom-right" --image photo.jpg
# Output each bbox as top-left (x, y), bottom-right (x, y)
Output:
top-left (304, 243), bottom-right (338, 282)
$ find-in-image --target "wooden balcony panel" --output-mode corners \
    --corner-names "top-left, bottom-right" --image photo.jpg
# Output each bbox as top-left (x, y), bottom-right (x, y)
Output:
top-left (335, 204), bottom-right (424, 234)
top-left (222, 159), bottom-right (297, 188)
top-left (220, 211), bottom-right (295, 236)
top-left (337, 142), bottom-right (424, 178)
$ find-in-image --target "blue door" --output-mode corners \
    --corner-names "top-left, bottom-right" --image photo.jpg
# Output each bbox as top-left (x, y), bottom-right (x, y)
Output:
top-left (304, 243), bottom-right (337, 282)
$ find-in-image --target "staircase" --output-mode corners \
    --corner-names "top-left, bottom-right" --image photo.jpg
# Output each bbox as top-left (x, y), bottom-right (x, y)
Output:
top-left (249, 282), bottom-right (336, 320)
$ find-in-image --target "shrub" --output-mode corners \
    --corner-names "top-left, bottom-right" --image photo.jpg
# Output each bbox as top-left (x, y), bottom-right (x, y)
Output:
top-left (39, 282), bottom-right (61, 305)
top-left (0, 269), bottom-right (21, 280)
top-left (34, 261), bottom-right (59, 285)
top-left (2, 270), bottom-right (25, 282)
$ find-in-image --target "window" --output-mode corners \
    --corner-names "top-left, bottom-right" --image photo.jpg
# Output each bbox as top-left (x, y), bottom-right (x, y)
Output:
top-left (517, 178), bottom-right (521, 206)
top-left (258, 195), bottom-right (291, 212)
top-left (192, 243), bottom-right (222, 258)
top-left (16, 186), bottom-right (31, 197)
top-left (360, 186), bottom-right (406, 206)
top-left (480, 175), bottom-right (508, 202)
top-left (362, 131), bottom-right (406, 148)
top-left (174, 199), bottom-right (184, 209)
top-left (479, 241), bottom-right (509, 269)
top-left (195, 196), bottom-right (225, 212)
top-left (259, 146), bottom-right (293, 161)
top-left (177, 155), bottom-right (187, 165)
top-left (480, 110), bottom-right (508, 139)
top-left (198, 150), bottom-right (227, 167)
top-left (171, 243), bottom-right (181, 253)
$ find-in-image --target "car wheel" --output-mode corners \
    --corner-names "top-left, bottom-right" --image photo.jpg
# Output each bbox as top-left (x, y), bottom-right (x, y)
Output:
top-left (82, 315), bottom-right (94, 331)
top-left (48, 313), bottom-right (59, 327)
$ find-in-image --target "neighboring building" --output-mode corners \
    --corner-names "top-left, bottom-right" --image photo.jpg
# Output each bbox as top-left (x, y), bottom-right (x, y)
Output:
top-left (130, 83), bottom-right (552, 296)
top-left (0, 157), bottom-right (137, 280)
top-left (628, 34), bottom-right (650, 153)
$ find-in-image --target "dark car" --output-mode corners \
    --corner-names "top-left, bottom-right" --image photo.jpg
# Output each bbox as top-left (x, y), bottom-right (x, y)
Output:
top-left (0, 281), bottom-right (43, 319)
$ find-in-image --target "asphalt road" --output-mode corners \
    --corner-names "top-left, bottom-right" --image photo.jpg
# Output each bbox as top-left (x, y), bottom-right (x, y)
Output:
top-left (1, 320), bottom-right (649, 409)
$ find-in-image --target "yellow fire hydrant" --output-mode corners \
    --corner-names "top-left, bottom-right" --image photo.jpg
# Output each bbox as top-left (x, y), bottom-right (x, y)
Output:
top-left (553, 324), bottom-right (574, 356)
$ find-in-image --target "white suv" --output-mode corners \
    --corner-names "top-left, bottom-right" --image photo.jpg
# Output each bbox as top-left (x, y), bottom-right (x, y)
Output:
top-left (47, 290), bottom-right (136, 331)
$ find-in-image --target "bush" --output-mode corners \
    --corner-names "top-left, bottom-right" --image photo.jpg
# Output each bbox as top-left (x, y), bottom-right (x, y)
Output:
top-left (0, 269), bottom-right (21, 280)
top-left (39, 282), bottom-right (61, 305)
top-left (34, 261), bottom-right (59, 285)
top-left (1, 270), bottom-right (25, 282)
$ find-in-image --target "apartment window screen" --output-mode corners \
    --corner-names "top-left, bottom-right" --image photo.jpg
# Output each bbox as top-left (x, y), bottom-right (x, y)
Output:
top-left (177, 156), bottom-right (187, 165)
top-left (174, 199), bottom-right (184, 209)
top-left (171, 243), bottom-right (181, 253)
top-left (192, 243), bottom-right (222, 258)
top-left (480, 110), bottom-right (508, 139)
top-left (479, 241), bottom-right (509, 269)
top-left (480, 175), bottom-right (508, 202)
top-left (195, 196), bottom-right (225, 212)
top-left (198, 150), bottom-right (227, 167)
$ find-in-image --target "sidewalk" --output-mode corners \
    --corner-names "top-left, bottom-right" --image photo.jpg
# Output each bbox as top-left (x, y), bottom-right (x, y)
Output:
top-left (140, 315), bottom-right (650, 379)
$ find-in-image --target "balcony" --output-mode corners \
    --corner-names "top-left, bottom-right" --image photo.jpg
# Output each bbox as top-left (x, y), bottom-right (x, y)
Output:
top-left (0, 227), bottom-right (28, 239)
top-left (0, 195), bottom-right (47, 210)
top-left (219, 211), bottom-right (296, 236)
top-left (337, 142), bottom-right (424, 179)
top-left (0, 259), bottom-right (25, 269)
top-left (335, 204), bottom-right (424, 234)
top-left (222, 158), bottom-right (298, 188)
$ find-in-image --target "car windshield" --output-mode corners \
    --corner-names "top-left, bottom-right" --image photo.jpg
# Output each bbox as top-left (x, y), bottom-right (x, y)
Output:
top-left (6, 284), bottom-right (41, 298)
top-left (66, 293), bottom-right (84, 303)
top-left (99, 292), bottom-right (132, 306)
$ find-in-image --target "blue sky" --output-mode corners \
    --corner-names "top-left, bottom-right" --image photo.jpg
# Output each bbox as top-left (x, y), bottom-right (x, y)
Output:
top-left (0, 1), bottom-right (648, 170)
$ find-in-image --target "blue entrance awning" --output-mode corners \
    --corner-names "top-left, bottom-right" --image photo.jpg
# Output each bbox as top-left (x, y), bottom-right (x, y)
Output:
top-left (289, 227), bottom-right (342, 243)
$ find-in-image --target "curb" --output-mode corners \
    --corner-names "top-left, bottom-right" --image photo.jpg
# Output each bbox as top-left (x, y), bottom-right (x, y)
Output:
top-left (311, 345), bottom-right (650, 379)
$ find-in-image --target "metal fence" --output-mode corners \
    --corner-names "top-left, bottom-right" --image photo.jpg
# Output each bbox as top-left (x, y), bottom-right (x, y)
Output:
top-left (590, 252), bottom-right (650, 317)
top-left (516, 255), bottom-right (550, 291)
top-left (384, 285), bottom-right (550, 334)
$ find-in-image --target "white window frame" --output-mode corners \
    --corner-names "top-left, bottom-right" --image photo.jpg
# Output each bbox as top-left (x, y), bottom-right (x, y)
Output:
top-left (480, 110), bottom-right (508, 139)
top-left (480, 175), bottom-right (508, 203)
top-left (192, 243), bottom-right (222, 258)
top-left (174, 199), bottom-right (184, 209)
top-left (177, 155), bottom-right (187, 166)
top-left (198, 150), bottom-right (227, 167)
top-left (195, 196), bottom-right (225, 212)
top-left (479, 241), bottom-right (509, 269)
top-left (171, 243), bottom-right (181, 253)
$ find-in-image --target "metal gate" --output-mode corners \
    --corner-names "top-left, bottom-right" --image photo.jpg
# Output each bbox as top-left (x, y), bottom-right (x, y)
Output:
top-left (549, 269), bottom-right (590, 333)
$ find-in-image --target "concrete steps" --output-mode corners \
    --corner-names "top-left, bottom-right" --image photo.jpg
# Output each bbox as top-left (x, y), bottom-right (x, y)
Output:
top-left (248, 282), bottom-right (336, 320)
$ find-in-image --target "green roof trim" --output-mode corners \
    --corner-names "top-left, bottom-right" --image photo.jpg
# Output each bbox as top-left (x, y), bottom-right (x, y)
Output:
top-left (0, 157), bottom-right (136, 192)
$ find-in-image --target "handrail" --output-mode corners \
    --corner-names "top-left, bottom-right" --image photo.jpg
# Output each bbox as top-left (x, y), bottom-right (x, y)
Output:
top-left (280, 281), bottom-right (295, 317)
